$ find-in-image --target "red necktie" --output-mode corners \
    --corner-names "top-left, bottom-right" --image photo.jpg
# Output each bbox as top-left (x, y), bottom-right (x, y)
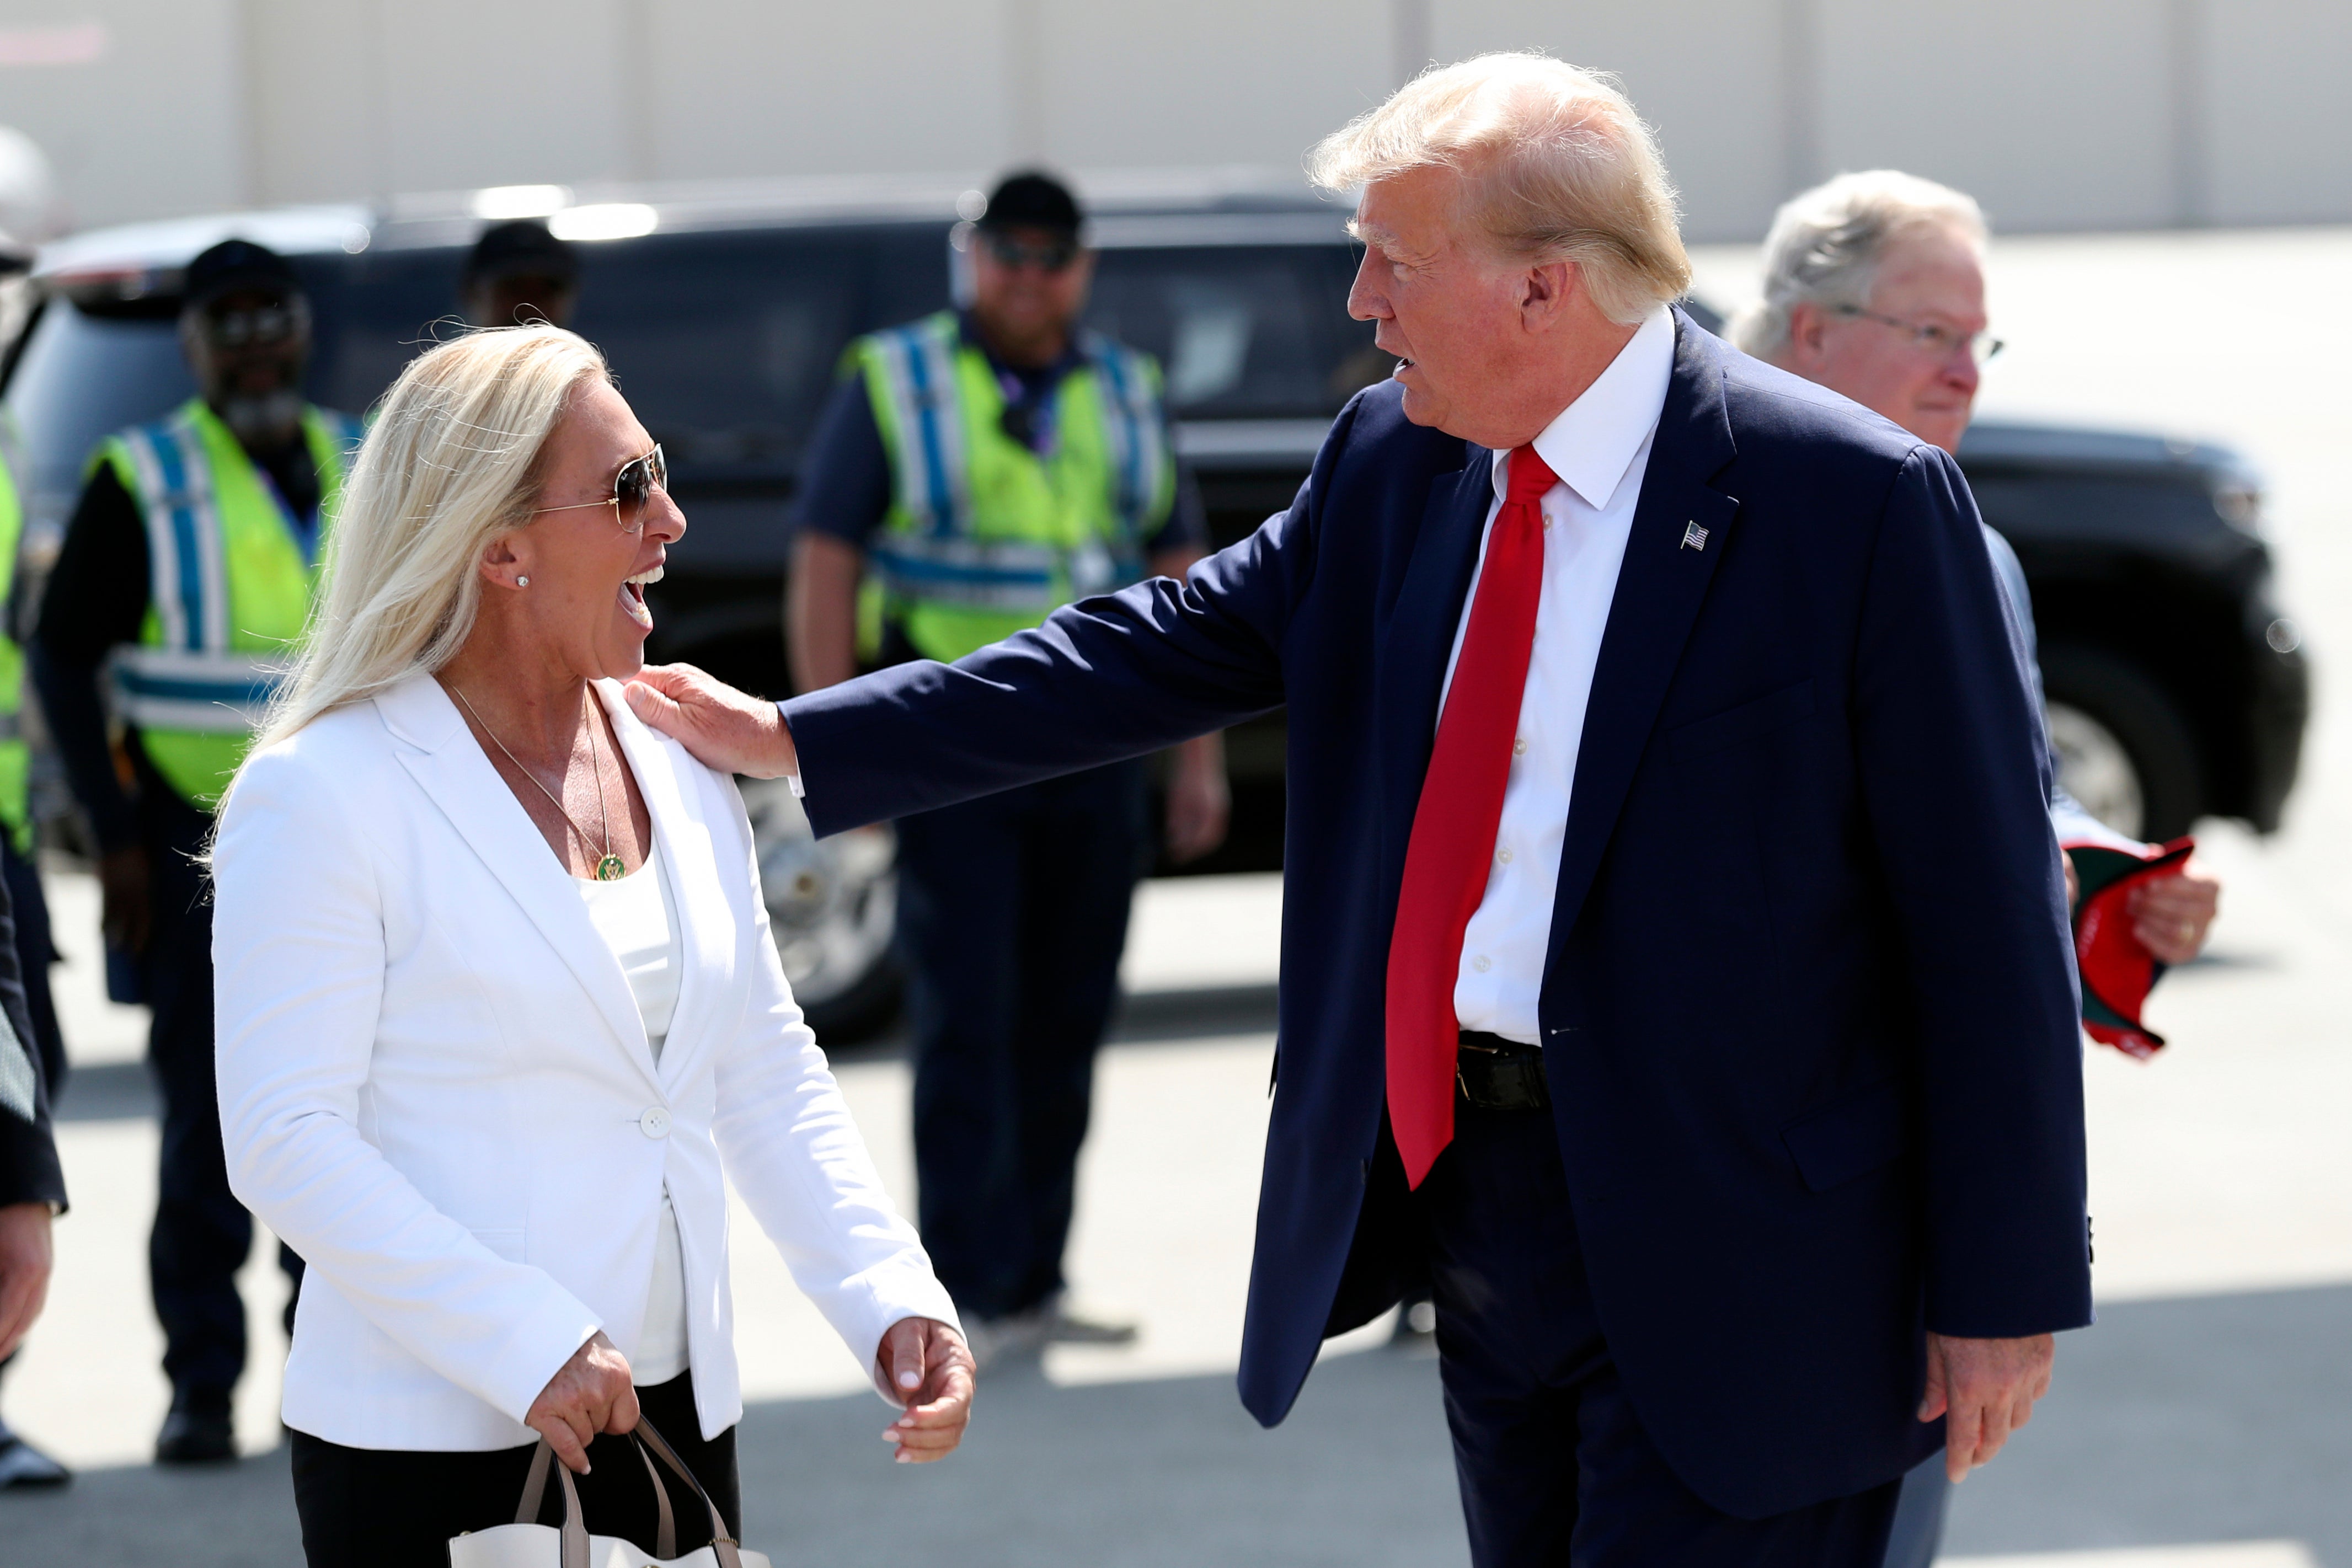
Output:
top-left (1385, 445), bottom-right (1557, 1189)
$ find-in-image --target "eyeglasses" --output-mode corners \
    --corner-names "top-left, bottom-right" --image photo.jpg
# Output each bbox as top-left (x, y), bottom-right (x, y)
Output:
top-left (532, 445), bottom-right (668, 533)
top-left (202, 297), bottom-right (309, 349)
top-left (982, 232), bottom-right (1078, 273)
top-left (1834, 305), bottom-right (2005, 365)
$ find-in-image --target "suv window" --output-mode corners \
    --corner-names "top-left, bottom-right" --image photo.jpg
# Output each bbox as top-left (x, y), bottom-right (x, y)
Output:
top-left (0, 221), bottom-right (1385, 557)
top-left (1087, 244), bottom-right (1381, 418)
top-left (577, 230), bottom-right (878, 481)
top-left (2, 299), bottom-right (194, 536)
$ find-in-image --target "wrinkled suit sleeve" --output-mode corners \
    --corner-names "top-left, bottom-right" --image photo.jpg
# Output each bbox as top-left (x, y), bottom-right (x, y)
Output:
top-left (1854, 447), bottom-right (2092, 1339)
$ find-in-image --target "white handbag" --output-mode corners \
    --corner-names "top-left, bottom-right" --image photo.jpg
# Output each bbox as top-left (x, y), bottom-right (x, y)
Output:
top-left (448, 1417), bottom-right (772, 1568)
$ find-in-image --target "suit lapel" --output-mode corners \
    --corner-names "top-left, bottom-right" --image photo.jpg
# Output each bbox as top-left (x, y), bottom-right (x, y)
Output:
top-left (597, 680), bottom-right (737, 1089)
top-left (1376, 453), bottom-right (1494, 875)
top-left (1544, 318), bottom-right (1741, 977)
top-left (378, 676), bottom-right (658, 1092)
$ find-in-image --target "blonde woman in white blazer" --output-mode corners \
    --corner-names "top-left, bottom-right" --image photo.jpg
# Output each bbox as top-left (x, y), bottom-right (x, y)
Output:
top-left (212, 327), bottom-right (971, 1567)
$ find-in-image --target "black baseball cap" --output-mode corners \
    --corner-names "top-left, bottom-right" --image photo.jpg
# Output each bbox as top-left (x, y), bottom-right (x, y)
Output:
top-left (976, 170), bottom-right (1082, 237)
top-left (183, 238), bottom-right (302, 309)
top-left (465, 219), bottom-right (579, 286)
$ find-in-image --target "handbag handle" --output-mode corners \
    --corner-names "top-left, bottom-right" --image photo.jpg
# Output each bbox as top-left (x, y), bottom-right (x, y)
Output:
top-left (512, 1417), bottom-right (740, 1568)
top-left (514, 1441), bottom-right (591, 1568)
top-left (632, 1416), bottom-right (744, 1568)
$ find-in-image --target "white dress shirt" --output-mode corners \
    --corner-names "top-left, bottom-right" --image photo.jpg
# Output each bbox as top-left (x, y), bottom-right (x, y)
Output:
top-left (575, 839), bottom-right (691, 1385)
top-left (1443, 306), bottom-right (1677, 1045)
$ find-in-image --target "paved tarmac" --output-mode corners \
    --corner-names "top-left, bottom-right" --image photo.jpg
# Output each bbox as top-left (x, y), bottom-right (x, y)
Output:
top-left (7, 226), bottom-right (2352, 1564)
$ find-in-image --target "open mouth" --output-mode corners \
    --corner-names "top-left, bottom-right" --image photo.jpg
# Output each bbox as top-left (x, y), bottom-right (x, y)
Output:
top-left (620, 563), bottom-right (662, 628)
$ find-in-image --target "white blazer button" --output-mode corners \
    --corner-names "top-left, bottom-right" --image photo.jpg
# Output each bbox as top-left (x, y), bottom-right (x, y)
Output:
top-left (639, 1106), bottom-right (672, 1139)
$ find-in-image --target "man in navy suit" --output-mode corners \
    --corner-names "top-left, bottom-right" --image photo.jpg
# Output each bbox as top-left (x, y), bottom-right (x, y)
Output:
top-left (632, 53), bottom-right (2091, 1566)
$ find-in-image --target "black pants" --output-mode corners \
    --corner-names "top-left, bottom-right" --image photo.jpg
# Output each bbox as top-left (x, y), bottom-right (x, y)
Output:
top-left (141, 789), bottom-right (301, 1403)
top-left (893, 761), bottom-right (1147, 1321)
top-left (1420, 1101), bottom-right (1903, 1567)
top-left (290, 1372), bottom-right (738, 1568)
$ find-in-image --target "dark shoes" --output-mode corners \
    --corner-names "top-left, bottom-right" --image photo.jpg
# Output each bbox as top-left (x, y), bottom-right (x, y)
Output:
top-left (1045, 1299), bottom-right (1140, 1347)
top-left (155, 1392), bottom-right (237, 1465)
top-left (0, 1432), bottom-right (70, 1487)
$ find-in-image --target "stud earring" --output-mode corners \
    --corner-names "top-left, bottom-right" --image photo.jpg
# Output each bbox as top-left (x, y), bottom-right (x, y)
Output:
top-left (516, 576), bottom-right (530, 587)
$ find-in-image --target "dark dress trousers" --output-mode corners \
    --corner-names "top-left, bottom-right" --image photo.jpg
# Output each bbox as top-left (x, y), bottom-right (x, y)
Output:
top-left (779, 315), bottom-right (2093, 1529)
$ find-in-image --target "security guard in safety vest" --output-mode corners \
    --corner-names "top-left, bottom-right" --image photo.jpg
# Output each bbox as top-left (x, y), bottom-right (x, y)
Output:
top-left (31, 239), bottom-right (361, 1463)
top-left (790, 171), bottom-right (1228, 1362)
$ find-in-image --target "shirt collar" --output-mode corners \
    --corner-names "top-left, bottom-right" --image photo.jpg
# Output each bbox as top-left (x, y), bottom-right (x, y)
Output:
top-left (1490, 304), bottom-right (1677, 512)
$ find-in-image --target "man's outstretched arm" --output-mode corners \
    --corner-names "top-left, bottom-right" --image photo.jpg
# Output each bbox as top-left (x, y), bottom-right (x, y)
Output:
top-left (631, 531), bottom-right (1295, 832)
top-left (633, 463), bottom-right (1335, 834)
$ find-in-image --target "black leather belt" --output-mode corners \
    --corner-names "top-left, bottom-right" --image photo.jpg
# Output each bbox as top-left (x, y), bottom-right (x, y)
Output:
top-left (1456, 1031), bottom-right (1551, 1112)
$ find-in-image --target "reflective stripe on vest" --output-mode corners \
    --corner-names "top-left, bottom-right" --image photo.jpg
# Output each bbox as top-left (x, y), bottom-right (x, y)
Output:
top-left (854, 314), bottom-right (1170, 644)
top-left (99, 399), bottom-right (359, 807)
top-left (109, 646), bottom-right (288, 734)
top-left (868, 314), bottom-right (971, 540)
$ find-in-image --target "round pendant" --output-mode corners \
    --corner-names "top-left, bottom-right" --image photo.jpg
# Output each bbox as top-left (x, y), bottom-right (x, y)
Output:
top-left (596, 854), bottom-right (627, 881)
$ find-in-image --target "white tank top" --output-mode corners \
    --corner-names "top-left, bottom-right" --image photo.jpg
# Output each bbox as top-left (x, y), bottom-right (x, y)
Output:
top-left (576, 837), bottom-right (691, 1385)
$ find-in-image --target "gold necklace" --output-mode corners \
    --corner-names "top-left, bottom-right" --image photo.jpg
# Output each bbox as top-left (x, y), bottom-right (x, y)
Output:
top-left (453, 686), bottom-right (628, 881)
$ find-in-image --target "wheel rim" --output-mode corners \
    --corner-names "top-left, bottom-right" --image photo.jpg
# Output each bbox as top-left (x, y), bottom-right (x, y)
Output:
top-left (739, 777), bottom-right (897, 1007)
top-left (2045, 702), bottom-right (2145, 840)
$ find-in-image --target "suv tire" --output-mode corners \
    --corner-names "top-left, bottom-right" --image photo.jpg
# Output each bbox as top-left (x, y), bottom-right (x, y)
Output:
top-left (740, 778), bottom-right (906, 1042)
top-left (2039, 645), bottom-right (2204, 842)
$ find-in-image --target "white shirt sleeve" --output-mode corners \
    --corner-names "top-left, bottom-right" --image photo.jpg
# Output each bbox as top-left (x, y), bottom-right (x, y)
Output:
top-left (776, 703), bottom-right (805, 798)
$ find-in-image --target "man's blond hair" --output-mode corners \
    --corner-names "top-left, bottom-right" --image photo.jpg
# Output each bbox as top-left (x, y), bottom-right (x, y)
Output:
top-left (1307, 52), bottom-right (1691, 325)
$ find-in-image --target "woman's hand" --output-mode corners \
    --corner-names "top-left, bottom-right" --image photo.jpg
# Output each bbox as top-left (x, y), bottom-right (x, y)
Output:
top-left (526, 1331), bottom-right (640, 1474)
top-left (876, 1316), bottom-right (975, 1464)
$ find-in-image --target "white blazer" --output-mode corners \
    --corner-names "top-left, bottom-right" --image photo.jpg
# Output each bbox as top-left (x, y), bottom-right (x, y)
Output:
top-left (213, 674), bottom-right (955, 1451)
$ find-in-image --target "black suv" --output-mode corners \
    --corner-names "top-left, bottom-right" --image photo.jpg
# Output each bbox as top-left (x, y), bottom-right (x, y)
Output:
top-left (0, 179), bottom-right (2307, 1035)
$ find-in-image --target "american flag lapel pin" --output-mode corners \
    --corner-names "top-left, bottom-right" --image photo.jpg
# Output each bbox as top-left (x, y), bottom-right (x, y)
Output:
top-left (1681, 520), bottom-right (1709, 552)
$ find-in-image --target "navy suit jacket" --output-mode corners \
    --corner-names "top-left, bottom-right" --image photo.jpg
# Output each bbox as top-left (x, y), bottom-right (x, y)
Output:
top-left (782, 313), bottom-right (2092, 1517)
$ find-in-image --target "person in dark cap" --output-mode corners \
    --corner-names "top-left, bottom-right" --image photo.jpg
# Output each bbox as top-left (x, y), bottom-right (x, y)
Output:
top-left (787, 168), bottom-right (1227, 1367)
top-left (30, 237), bottom-right (363, 1464)
top-left (462, 218), bottom-right (580, 329)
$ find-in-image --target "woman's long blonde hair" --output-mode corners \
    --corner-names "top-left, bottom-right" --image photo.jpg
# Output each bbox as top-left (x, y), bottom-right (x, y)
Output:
top-left (238, 325), bottom-right (608, 773)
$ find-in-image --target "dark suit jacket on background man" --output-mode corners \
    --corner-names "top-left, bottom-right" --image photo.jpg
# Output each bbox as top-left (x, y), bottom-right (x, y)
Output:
top-left (775, 314), bottom-right (2092, 1518)
top-left (0, 865), bottom-right (62, 1218)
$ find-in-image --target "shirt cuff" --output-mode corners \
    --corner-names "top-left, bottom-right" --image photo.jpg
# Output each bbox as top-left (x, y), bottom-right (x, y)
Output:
top-left (774, 703), bottom-right (804, 798)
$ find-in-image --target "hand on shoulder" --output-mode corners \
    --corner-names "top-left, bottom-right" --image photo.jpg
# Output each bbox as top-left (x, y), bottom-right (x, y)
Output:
top-left (624, 665), bottom-right (798, 780)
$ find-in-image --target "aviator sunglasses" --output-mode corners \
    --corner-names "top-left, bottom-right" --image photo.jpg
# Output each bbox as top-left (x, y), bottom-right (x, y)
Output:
top-left (201, 296), bottom-right (311, 350)
top-left (533, 445), bottom-right (669, 533)
top-left (983, 231), bottom-right (1079, 273)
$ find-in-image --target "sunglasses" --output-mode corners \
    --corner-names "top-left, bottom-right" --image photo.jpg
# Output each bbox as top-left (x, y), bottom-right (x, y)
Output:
top-left (202, 297), bottom-right (309, 349)
top-left (983, 232), bottom-right (1079, 273)
top-left (532, 445), bottom-right (668, 533)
